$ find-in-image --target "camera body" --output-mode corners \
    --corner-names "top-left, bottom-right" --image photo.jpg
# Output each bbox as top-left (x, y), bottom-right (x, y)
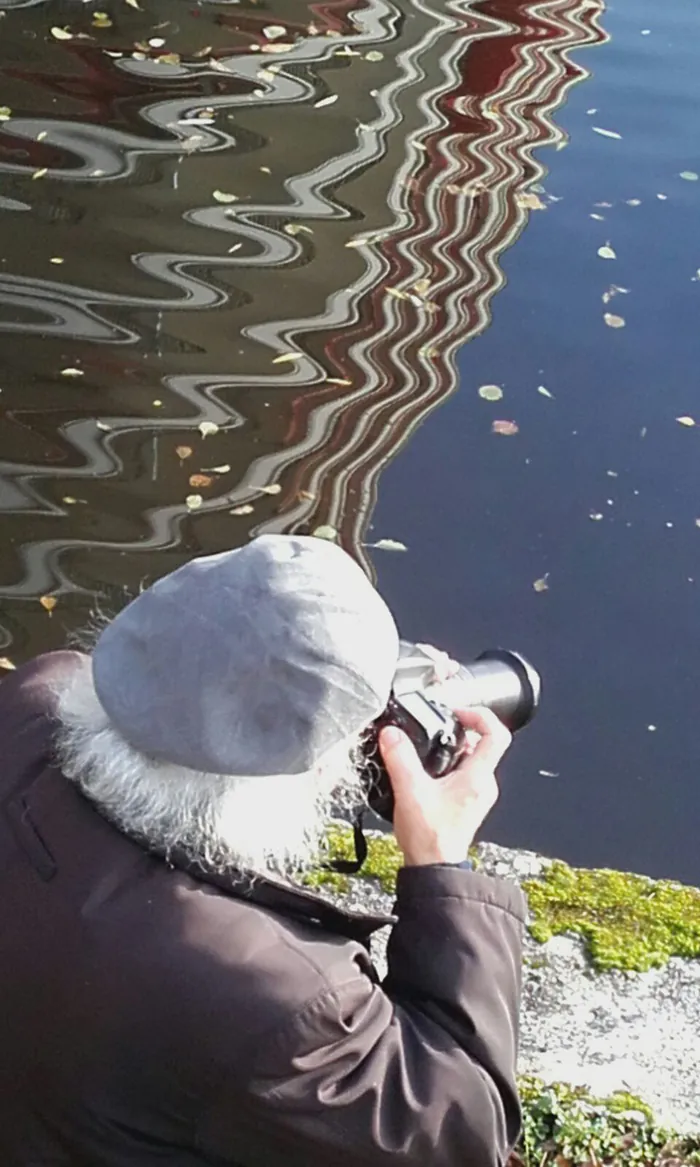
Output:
top-left (361, 641), bottom-right (540, 822)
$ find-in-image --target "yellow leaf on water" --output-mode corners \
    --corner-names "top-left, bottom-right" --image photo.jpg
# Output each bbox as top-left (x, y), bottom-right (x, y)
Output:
top-left (284, 223), bottom-right (314, 236)
top-left (272, 352), bottom-right (301, 364)
top-left (61, 367), bottom-right (84, 377)
top-left (676, 416), bottom-right (696, 427)
top-left (478, 384), bottom-right (503, 402)
top-left (212, 190), bottom-right (238, 204)
top-left (158, 53), bottom-right (182, 66)
top-left (413, 278), bottom-right (431, 296)
top-left (189, 473), bottom-right (213, 489)
top-left (230, 504), bottom-right (254, 516)
top-left (592, 126), bottom-right (622, 140)
top-left (259, 484), bottom-right (282, 495)
top-left (537, 385), bottom-right (555, 399)
top-left (325, 378), bottom-right (352, 386)
top-left (50, 257), bottom-right (64, 264)
top-left (32, 168), bottom-right (48, 180)
top-left (0, 107), bottom-right (11, 121)
top-left (198, 421), bottom-right (219, 437)
top-left (263, 24), bottom-right (287, 39)
top-left (125, 0), bottom-right (142, 8)
top-left (260, 43), bottom-right (294, 54)
top-left (39, 596), bottom-right (57, 613)
top-left (492, 419), bottom-right (519, 436)
top-left (202, 464), bottom-right (231, 474)
top-left (516, 191), bottom-right (547, 211)
top-left (365, 50), bottom-right (384, 61)
top-left (185, 494), bottom-right (203, 510)
top-left (680, 171), bottom-right (699, 182)
top-left (95, 421), bottom-right (111, 432)
top-left (298, 490), bottom-right (315, 501)
top-left (312, 525), bottom-right (338, 541)
top-left (0, 657), bottom-right (16, 670)
top-left (589, 512), bottom-right (604, 521)
top-left (51, 27), bottom-right (73, 40)
top-left (371, 538), bottom-right (408, 552)
top-left (176, 445), bottom-right (193, 460)
top-left (92, 12), bottom-right (113, 28)
top-left (598, 244), bottom-right (617, 260)
top-left (314, 94), bottom-right (338, 109)
top-left (603, 313), bottom-right (626, 328)
top-left (533, 576), bottom-right (550, 593)
top-left (386, 287), bottom-right (408, 300)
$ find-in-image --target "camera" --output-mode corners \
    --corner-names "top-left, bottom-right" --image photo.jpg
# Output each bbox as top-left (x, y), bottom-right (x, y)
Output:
top-left (361, 641), bottom-right (541, 822)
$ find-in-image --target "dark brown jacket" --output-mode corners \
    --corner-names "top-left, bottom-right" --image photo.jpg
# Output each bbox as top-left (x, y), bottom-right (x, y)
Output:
top-left (0, 652), bottom-right (527, 1167)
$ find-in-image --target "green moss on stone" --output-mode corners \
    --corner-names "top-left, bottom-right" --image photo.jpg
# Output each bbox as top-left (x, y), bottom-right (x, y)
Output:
top-left (524, 861), bottom-right (700, 972)
top-left (303, 826), bottom-right (404, 896)
top-left (518, 1076), bottom-right (700, 1166)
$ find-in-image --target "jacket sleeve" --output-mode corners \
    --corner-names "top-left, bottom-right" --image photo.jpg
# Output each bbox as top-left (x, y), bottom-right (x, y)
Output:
top-left (199, 865), bottom-right (526, 1167)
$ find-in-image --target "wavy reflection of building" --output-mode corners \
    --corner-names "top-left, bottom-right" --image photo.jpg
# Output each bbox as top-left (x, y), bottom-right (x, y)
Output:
top-left (0, 0), bottom-right (606, 653)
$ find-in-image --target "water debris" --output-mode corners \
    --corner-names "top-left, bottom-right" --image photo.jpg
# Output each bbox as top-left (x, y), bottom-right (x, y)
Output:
top-left (602, 285), bottom-right (630, 304)
top-left (537, 385), bottom-right (554, 399)
top-left (365, 50), bottom-right (384, 61)
top-left (370, 538), bottom-right (408, 552)
top-left (212, 190), bottom-right (238, 204)
top-left (676, 416), bottom-right (696, 427)
top-left (61, 367), bottom-right (84, 377)
top-left (314, 95), bottom-right (338, 109)
top-left (478, 385), bottom-right (503, 402)
top-left (259, 484), bottom-right (282, 495)
top-left (125, 0), bottom-right (142, 8)
top-left (158, 53), bottom-right (181, 66)
top-left (533, 576), bottom-right (550, 593)
top-left (0, 107), bottom-right (11, 122)
top-left (95, 421), bottom-right (111, 432)
top-left (516, 191), bottom-right (547, 211)
top-left (185, 494), bottom-right (203, 510)
top-left (189, 474), bottom-right (213, 489)
top-left (626, 198), bottom-right (642, 206)
top-left (50, 257), bottom-right (64, 265)
top-left (657, 193), bottom-right (668, 200)
top-left (257, 69), bottom-right (277, 83)
top-left (413, 278), bottom-right (431, 296)
top-left (680, 171), bottom-right (699, 182)
top-left (538, 769), bottom-right (560, 778)
top-left (39, 596), bottom-right (57, 613)
top-left (603, 313), bottom-right (626, 328)
top-left (298, 490), bottom-right (315, 501)
top-left (198, 421), bottom-right (219, 437)
top-left (92, 12), bottom-right (113, 28)
top-left (492, 420), bottom-right (519, 436)
top-left (176, 445), bottom-right (193, 461)
top-left (284, 223), bottom-right (314, 236)
top-left (263, 25), bottom-right (287, 39)
top-left (325, 377), bottom-right (352, 386)
top-left (152, 400), bottom-right (163, 408)
top-left (589, 512), bottom-right (604, 521)
top-left (51, 27), bottom-right (73, 40)
top-left (230, 504), bottom-right (254, 516)
top-left (32, 168), bottom-right (48, 180)
top-left (386, 286), bottom-right (409, 300)
top-left (148, 38), bottom-right (166, 48)
top-left (592, 126), bottom-right (622, 140)
top-left (312, 525), bottom-right (338, 541)
top-left (202, 464), bottom-right (231, 475)
top-left (597, 244), bottom-right (617, 260)
top-left (0, 658), bottom-right (16, 671)
top-left (590, 214), bottom-right (605, 221)
top-left (272, 352), bottom-right (301, 364)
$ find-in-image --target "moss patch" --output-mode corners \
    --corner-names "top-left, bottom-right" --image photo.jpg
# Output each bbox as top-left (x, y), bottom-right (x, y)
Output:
top-left (523, 861), bottom-right (700, 973)
top-left (304, 826), bottom-right (404, 896)
top-left (517, 1076), bottom-right (700, 1166)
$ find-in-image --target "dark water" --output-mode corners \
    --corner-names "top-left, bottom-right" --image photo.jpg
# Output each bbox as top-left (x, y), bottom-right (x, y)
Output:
top-left (1, 0), bottom-right (698, 884)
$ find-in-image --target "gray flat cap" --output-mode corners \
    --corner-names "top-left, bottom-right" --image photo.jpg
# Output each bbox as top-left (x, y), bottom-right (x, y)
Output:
top-left (91, 535), bottom-right (399, 776)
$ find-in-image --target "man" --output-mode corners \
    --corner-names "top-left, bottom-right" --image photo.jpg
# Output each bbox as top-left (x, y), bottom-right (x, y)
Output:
top-left (0, 533), bottom-right (526, 1167)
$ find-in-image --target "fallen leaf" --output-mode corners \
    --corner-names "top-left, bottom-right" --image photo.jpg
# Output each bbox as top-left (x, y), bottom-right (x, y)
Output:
top-left (259, 484), bottom-right (282, 495)
top-left (533, 576), bottom-right (549, 593)
top-left (202, 464), bottom-right (231, 474)
top-left (365, 50), bottom-right (384, 61)
top-left (50, 257), bottom-right (64, 264)
top-left (230, 504), bottom-right (254, 516)
top-left (158, 53), bottom-right (182, 66)
top-left (185, 494), bottom-right (203, 510)
top-left (148, 37), bottom-right (166, 48)
top-left (62, 496), bottom-right (78, 505)
top-left (260, 43), bottom-right (294, 54)
top-left (538, 769), bottom-right (560, 778)
top-left (592, 126), bottom-right (622, 140)
top-left (386, 286), bottom-right (409, 300)
top-left (603, 313), bottom-right (626, 328)
top-left (272, 352), bottom-right (301, 364)
top-left (263, 24), bottom-right (287, 39)
top-left (284, 223), bottom-right (314, 236)
top-left (676, 416), bottom-right (696, 427)
top-left (298, 489), bottom-right (315, 501)
top-left (92, 11), bottom-right (113, 27)
top-left (325, 377), bottom-right (352, 386)
top-left (478, 385), bottom-right (504, 402)
top-left (589, 512), bottom-right (604, 521)
top-left (695, 519), bottom-right (700, 528)
top-left (176, 445), bottom-right (193, 460)
top-left (51, 26), bottom-right (73, 40)
top-left (61, 367), bottom-right (84, 377)
top-left (371, 538), bottom-right (408, 552)
top-left (492, 419), bottom-right (519, 436)
top-left (39, 595), bottom-right (57, 613)
top-left (626, 198), bottom-right (642, 206)
top-left (516, 191), bottom-right (547, 211)
top-left (125, 0), bottom-right (142, 8)
top-left (212, 190), bottom-right (238, 204)
top-left (537, 385), bottom-right (555, 399)
top-left (198, 421), bottom-right (219, 438)
top-left (312, 525), bottom-right (338, 541)
top-left (95, 421), bottom-right (112, 432)
top-left (0, 107), bottom-right (11, 122)
top-left (32, 168), bottom-right (48, 180)
top-left (0, 657), bottom-right (16, 670)
top-left (680, 171), bottom-right (699, 182)
top-left (597, 244), bottom-right (617, 260)
top-left (590, 214), bottom-right (606, 221)
top-left (314, 94), bottom-right (338, 109)
top-left (257, 69), bottom-right (277, 82)
top-left (413, 278), bottom-right (431, 296)
top-left (153, 400), bottom-right (163, 407)
top-left (189, 473), bottom-right (213, 489)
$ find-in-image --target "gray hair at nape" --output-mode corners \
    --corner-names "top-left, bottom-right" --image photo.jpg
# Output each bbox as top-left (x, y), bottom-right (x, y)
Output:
top-left (51, 654), bottom-right (368, 881)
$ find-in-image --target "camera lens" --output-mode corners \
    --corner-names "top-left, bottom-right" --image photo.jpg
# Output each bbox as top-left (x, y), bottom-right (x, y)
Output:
top-left (457, 650), bottom-right (541, 732)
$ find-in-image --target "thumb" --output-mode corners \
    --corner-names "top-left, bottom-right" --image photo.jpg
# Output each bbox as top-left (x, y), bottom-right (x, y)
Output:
top-left (379, 726), bottom-right (429, 800)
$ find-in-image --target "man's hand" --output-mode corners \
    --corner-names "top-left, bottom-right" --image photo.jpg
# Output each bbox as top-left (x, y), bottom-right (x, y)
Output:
top-left (379, 708), bottom-right (512, 866)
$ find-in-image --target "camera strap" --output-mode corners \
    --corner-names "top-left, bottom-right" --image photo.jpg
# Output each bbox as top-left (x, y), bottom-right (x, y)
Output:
top-left (324, 812), bottom-right (368, 876)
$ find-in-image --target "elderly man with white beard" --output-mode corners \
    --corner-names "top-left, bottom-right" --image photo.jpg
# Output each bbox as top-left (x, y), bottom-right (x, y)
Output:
top-left (0, 534), bottom-right (526, 1167)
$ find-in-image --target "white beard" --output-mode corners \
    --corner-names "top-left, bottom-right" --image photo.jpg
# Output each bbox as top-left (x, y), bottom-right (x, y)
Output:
top-left (52, 655), bottom-right (367, 881)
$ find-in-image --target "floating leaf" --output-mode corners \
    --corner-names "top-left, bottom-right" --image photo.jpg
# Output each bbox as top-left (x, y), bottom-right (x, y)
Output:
top-left (478, 384), bottom-right (503, 402)
top-left (676, 416), bottom-right (696, 427)
top-left (260, 43), bottom-right (294, 54)
top-left (533, 575), bottom-right (549, 593)
top-left (62, 496), bottom-right (78, 505)
top-left (153, 400), bottom-right (163, 408)
top-left (198, 421), bottom-right (219, 438)
top-left (92, 11), bottom-right (113, 28)
top-left (272, 352), bottom-right (301, 364)
top-left (176, 445), bottom-right (193, 461)
top-left (125, 0), bottom-right (142, 8)
top-left (185, 494), bottom-right (203, 510)
top-left (259, 483), bottom-right (282, 495)
top-left (371, 538), bottom-right (408, 552)
top-left (325, 377), bottom-right (352, 386)
top-left (202, 464), bottom-right (231, 474)
top-left (597, 244), bottom-right (617, 260)
top-left (263, 24), bottom-right (287, 39)
top-left (516, 191), bottom-right (546, 211)
top-left (603, 313), bottom-right (626, 328)
top-left (537, 385), bottom-right (554, 399)
top-left (492, 419), bottom-right (519, 436)
top-left (539, 769), bottom-right (560, 778)
top-left (0, 107), bottom-right (11, 122)
top-left (0, 657), bottom-right (16, 670)
top-left (386, 286), bottom-right (408, 300)
top-left (61, 367), bottom-right (84, 377)
top-left (189, 473), bottom-right (213, 489)
top-left (626, 198), bottom-right (642, 206)
top-left (39, 595), bottom-right (57, 612)
top-left (148, 37), bottom-right (166, 48)
top-left (589, 512), bottom-right (604, 521)
top-left (680, 171), bottom-right (699, 182)
top-left (212, 190), bottom-right (238, 204)
top-left (590, 213), bottom-right (605, 222)
top-left (95, 421), bottom-right (112, 432)
top-left (365, 50), bottom-right (384, 61)
top-left (230, 504), bottom-right (254, 516)
top-left (32, 168), bottom-right (48, 180)
top-left (314, 94), bottom-right (338, 109)
top-left (312, 525), bottom-right (338, 541)
top-left (413, 278), bottom-right (431, 296)
top-left (592, 126), bottom-right (622, 140)
top-left (284, 223), bottom-right (314, 236)
top-left (158, 53), bottom-right (182, 66)
top-left (51, 27), bottom-right (73, 40)
top-left (298, 489), bottom-right (315, 501)
top-left (50, 257), bottom-right (64, 265)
